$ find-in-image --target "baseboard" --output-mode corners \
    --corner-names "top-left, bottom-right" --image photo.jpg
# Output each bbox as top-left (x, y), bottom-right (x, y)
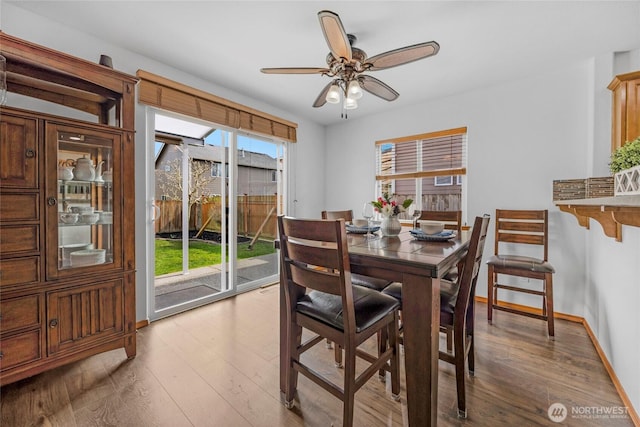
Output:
top-left (136, 319), bottom-right (149, 329)
top-left (581, 320), bottom-right (640, 426)
top-left (476, 296), bottom-right (639, 426)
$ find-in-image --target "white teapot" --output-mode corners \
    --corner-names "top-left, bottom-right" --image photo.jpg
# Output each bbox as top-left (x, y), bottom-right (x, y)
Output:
top-left (73, 155), bottom-right (96, 181)
top-left (94, 161), bottom-right (105, 183)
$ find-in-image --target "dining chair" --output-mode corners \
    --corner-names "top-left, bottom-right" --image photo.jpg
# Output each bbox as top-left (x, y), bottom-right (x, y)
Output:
top-left (321, 210), bottom-right (393, 291)
top-left (417, 210), bottom-right (463, 284)
top-left (381, 214), bottom-right (491, 418)
top-left (322, 209), bottom-right (397, 366)
top-left (278, 216), bottom-right (401, 427)
top-left (486, 209), bottom-right (556, 338)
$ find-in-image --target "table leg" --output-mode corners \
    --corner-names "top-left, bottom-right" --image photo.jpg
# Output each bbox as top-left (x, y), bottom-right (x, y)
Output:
top-left (279, 275), bottom-right (287, 400)
top-left (402, 273), bottom-right (440, 426)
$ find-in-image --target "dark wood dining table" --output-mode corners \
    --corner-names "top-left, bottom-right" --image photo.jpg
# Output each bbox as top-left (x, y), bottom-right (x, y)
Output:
top-left (278, 228), bottom-right (470, 426)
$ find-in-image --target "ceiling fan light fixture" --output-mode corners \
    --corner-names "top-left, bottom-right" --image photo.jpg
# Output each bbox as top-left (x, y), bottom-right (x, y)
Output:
top-left (344, 97), bottom-right (358, 110)
top-left (347, 80), bottom-right (363, 100)
top-left (326, 83), bottom-right (341, 104)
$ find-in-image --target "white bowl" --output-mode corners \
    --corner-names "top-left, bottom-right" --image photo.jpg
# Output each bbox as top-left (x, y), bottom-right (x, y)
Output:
top-left (79, 213), bottom-right (100, 224)
top-left (420, 221), bottom-right (445, 235)
top-left (352, 219), bottom-right (368, 227)
top-left (59, 212), bottom-right (79, 224)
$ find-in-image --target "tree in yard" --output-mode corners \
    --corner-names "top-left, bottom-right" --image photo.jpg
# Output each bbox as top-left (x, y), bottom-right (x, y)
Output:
top-left (158, 157), bottom-right (216, 218)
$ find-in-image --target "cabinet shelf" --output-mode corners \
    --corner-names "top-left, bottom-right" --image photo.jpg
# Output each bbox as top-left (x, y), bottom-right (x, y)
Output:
top-left (555, 195), bottom-right (640, 241)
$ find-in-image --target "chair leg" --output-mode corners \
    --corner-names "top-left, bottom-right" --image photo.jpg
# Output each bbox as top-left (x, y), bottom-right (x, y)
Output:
top-left (326, 338), bottom-right (333, 349)
top-left (546, 273), bottom-right (555, 338)
top-left (454, 326), bottom-right (467, 418)
top-left (285, 323), bottom-right (302, 408)
top-left (446, 329), bottom-right (453, 352)
top-left (342, 343), bottom-right (357, 427)
top-left (487, 266), bottom-right (494, 324)
top-left (378, 329), bottom-right (387, 381)
top-left (389, 314), bottom-right (400, 400)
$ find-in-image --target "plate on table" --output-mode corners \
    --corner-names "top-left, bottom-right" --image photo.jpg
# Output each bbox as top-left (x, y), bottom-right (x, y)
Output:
top-left (410, 229), bottom-right (457, 241)
top-left (346, 224), bottom-right (380, 234)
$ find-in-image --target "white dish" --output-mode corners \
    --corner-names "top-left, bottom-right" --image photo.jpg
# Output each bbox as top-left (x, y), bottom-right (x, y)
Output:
top-left (346, 225), bottom-right (380, 234)
top-left (60, 243), bottom-right (94, 260)
top-left (352, 219), bottom-right (369, 227)
top-left (70, 249), bottom-right (106, 266)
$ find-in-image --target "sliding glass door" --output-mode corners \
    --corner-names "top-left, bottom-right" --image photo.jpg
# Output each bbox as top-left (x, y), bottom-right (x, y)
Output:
top-left (147, 110), bottom-right (284, 321)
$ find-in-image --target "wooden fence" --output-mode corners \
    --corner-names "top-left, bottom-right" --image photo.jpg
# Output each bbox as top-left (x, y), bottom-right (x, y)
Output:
top-left (155, 193), bottom-right (459, 238)
top-left (155, 195), bottom-right (278, 239)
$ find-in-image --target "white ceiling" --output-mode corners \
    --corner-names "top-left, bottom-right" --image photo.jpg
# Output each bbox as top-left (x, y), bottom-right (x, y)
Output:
top-left (9, 1), bottom-right (640, 126)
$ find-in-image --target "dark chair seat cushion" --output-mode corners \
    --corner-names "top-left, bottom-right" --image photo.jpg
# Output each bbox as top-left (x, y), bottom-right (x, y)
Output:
top-left (351, 273), bottom-right (393, 291)
top-left (381, 280), bottom-right (459, 316)
top-left (297, 286), bottom-right (399, 333)
top-left (486, 254), bottom-right (555, 273)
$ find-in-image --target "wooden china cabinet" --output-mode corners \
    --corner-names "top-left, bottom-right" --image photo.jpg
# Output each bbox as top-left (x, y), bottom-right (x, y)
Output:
top-left (0, 32), bottom-right (138, 385)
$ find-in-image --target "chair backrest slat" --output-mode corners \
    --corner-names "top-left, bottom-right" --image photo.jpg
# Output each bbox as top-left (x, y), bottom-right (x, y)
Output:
top-left (497, 232), bottom-right (545, 246)
top-left (494, 209), bottom-right (549, 260)
top-left (286, 239), bottom-right (341, 271)
top-left (289, 262), bottom-right (342, 296)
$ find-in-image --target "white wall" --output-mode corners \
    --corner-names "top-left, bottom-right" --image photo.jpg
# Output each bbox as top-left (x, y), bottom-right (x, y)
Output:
top-left (326, 62), bottom-right (591, 314)
top-left (1, 3), bottom-right (326, 323)
top-left (325, 58), bottom-right (639, 412)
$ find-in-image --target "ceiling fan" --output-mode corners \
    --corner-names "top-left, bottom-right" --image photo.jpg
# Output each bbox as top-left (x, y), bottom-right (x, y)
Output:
top-left (260, 10), bottom-right (440, 115)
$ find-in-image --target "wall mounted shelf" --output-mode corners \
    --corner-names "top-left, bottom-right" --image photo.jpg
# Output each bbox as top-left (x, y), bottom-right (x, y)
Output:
top-left (555, 195), bottom-right (640, 242)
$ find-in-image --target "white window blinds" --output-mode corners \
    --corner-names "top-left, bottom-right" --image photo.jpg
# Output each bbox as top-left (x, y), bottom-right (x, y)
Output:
top-left (375, 127), bottom-right (467, 212)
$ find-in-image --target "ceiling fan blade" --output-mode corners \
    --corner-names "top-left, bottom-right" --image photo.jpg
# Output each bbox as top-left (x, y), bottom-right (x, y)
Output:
top-left (312, 81), bottom-right (334, 108)
top-left (260, 67), bottom-right (330, 74)
top-left (318, 10), bottom-right (352, 62)
top-left (366, 41), bottom-right (440, 71)
top-left (360, 75), bottom-right (399, 101)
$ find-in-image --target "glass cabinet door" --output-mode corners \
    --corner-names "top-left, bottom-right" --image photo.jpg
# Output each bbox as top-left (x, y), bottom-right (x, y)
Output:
top-left (46, 123), bottom-right (122, 279)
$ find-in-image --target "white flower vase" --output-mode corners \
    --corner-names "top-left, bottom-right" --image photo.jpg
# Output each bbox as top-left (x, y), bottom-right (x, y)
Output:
top-left (380, 215), bottom-right (402, 236)
top-left (614, 164), bottom-right (640, 196)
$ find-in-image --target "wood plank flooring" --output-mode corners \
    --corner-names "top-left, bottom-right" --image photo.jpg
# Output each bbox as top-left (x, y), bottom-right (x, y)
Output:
top-left (1, 284), bottom-right (634, 426)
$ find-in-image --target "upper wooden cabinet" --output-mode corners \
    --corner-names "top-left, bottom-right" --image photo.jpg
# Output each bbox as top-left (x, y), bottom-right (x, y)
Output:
top-left (608, 70), bottom-right (640, 152)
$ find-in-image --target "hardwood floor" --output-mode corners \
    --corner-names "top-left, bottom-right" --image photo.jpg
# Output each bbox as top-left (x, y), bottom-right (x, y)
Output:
top-left (1, 284), bottom-right (634, 426)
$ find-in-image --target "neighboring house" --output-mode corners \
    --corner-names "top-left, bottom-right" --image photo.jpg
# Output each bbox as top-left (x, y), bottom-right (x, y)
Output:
top-left (154, 136), bottom-right (278, 200)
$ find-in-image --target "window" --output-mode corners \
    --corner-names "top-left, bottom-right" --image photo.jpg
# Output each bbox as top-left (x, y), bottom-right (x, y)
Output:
top-left (271, 170), bottom-right (277, 182)
top-left (434, 176), bottom-right (453, 186)
top-left (211, 162), bottom-right (229, 178)
top-left (375, 127), bottom-right (467, 217)
top-left (434, 175), bottom-right (463, 186)
top-left (211, 162), bottom-right (221, 177)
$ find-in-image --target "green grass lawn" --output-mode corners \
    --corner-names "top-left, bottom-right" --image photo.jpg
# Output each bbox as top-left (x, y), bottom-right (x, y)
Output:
top-left (155, 238), bottom-right (276, 276)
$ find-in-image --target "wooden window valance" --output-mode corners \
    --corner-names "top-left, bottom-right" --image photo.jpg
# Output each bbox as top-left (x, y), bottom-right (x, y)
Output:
top-left (136, 70), bottom-right (297, 142)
